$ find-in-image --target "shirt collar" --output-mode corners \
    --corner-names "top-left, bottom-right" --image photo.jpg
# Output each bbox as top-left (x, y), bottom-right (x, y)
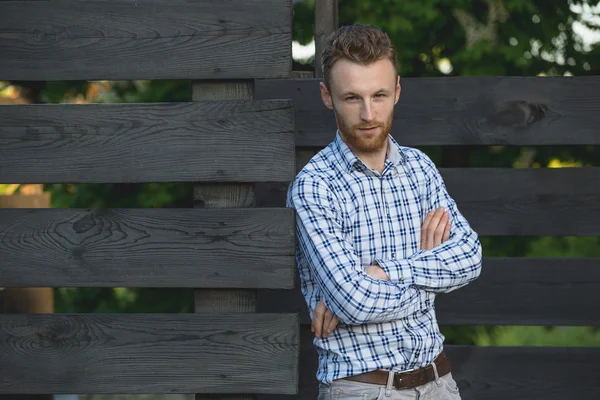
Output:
top-left (333, 130), bottom-right (406, 173)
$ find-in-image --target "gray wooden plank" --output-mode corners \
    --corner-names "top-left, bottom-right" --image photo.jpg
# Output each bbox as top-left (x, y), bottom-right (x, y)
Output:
top-left (436, 258), bottom-right (600, 326)
top-left (257, 258), bottom-right (600, 326)
top-left (441, 168), bottom-right (600, 236)
top-left (446, 346), bottom-right (600, 400)
top-left (0, 208), bottom-right (295, 288)
top-left (255, 76), bottom-right (600, 146)
top-left (0, 0), bottom-right (291, 80)
top-left (0, 100), bottom-right (294, 183)
top-left (257, 168), bottom-right (600, 236)
top-left (259, 343), bottom-right (600, 400)
top-left (0, 313), bottom-right (299, 394)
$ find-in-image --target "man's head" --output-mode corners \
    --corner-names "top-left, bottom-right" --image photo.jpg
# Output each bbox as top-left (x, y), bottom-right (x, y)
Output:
top-left (320, 24), bottom-right (400, 156)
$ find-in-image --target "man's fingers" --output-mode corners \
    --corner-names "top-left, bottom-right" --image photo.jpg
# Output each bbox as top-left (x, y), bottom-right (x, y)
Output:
top-left (443, 219), bottom-right (451, 243)
top-left (322, 310), bottom-right (334, 338)
top-left (433, 211), bottom-right (450, 247)
top-left (420, 211), bottom-right (434, 249)
top-left (327, 316), bottom-right (340, 336)
top-left (426, 207), bottom-right (445, 249)
top-left (312, 300), bottom-right (326, 338)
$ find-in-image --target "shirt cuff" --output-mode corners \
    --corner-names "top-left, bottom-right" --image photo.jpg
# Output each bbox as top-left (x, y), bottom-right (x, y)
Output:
top-left (374, 258), bottom-right (414, 285)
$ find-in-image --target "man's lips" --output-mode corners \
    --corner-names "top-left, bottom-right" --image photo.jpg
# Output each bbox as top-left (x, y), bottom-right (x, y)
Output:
top-left (358, 126), bottom-right (379, 132)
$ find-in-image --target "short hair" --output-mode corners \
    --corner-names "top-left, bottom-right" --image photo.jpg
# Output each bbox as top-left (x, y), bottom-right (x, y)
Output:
top-left (321, 24), bottom-right (398, 90)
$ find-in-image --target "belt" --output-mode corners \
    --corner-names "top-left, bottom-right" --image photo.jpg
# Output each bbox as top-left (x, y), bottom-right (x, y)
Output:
top-left (342, 350), bottom-right (451, 390)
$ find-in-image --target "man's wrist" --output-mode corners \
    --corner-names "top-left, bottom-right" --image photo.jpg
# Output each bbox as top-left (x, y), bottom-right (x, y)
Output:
top-left (366, 263), bottom-right (390, 280)
top-left (374, 258), bottom-right (413, 284)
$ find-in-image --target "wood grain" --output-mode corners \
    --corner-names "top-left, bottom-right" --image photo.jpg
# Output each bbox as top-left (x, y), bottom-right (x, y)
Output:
top-left (0, 101), bottom-right (294, 183)
top-left (0, 314), bottom-right (299, 394)
top-left (191, 79), bottom-right (295, 399)
top-left (257, 342), bottom-right (600, 400)
top-left (257, 257), bottom-right (600, 326)
top-left (314, 0), bottom-right (338, 78)
top-left (256, 167), bottom-right (600, 236)
top-left (442, 168), bottom-right (600, 235)
top-left (0, 208), bottom-right (295, 288)
top-left (0, 0), bottom-right (291, 80)
top-left (255, 76), bottom-right (600, 146)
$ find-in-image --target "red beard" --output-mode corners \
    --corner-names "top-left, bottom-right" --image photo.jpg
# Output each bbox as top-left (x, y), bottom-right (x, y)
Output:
top-left (335, 111), bottom-right (393, 154)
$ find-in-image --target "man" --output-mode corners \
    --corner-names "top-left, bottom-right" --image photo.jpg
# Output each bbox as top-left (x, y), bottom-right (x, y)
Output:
top-left (286, 24), bottom-right (482, 399)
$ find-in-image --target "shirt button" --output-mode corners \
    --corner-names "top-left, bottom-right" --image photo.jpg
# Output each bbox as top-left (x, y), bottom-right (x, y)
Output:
top-left (391, 253), bottom-right (396, 259)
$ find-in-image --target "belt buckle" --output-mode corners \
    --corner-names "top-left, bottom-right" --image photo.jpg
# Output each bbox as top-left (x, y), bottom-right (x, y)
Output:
top-left (393, 372), bottom-right (404, 389)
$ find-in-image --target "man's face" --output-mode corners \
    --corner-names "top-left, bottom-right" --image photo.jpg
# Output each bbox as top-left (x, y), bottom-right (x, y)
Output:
top-left (320, 57), bottom-right (401, 156)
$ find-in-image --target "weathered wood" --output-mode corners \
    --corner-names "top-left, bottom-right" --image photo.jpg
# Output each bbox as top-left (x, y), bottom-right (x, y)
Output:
top-left (446, 346), bottom-right (600, 399)
top-left (0, 188), bottom-right (53, 400)
top-left (0, 208), bottom-right (295, 288)
top-left (314, 0), bottom-right (338, 78)
top-left (258, 342), bottom-right (600, 400)
top-left (0, 101), bottom-right (294, 183)
top-left (257, 258), bottom-right (600, 326)
top-left (0, 0), bottom-right (292, 80)
top-left (192, 92), bottom-right (256, 400)
top-left (254, 76), bottom-right (600, 146)
top-left (442, 167), bottom-right (600, 235)
top-left (193, 80), bottom-right (296, 399)
top-left (0, 314), bottom-right (299, 394)
top-left (256, 167), bottom-right (600, 236)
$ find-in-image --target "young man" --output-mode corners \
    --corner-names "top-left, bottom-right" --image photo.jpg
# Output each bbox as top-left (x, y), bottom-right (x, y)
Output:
top-left (287, 24), bottom-right (482, 399)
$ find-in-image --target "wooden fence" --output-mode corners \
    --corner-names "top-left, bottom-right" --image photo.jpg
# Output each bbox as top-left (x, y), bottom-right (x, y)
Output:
top-left (1, 0), bottom-right (600, 399)
top-left (0, 1), bottom-right (298, 399)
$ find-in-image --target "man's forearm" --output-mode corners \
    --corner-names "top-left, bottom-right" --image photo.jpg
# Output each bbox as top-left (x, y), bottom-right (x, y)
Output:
top-left (375, 232), bottom-right (482, 293)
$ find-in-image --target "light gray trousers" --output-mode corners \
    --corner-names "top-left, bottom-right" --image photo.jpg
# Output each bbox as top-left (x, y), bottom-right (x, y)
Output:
top-left (318, 371), bottom-right (461, 400)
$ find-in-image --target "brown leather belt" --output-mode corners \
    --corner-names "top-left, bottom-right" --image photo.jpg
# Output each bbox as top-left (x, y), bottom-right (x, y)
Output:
top-left (342, 350), bottom-right (451, 389)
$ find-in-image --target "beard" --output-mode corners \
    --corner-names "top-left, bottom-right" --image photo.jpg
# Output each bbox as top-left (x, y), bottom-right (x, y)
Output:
top-left (334, 109), bottom-right (393, 154)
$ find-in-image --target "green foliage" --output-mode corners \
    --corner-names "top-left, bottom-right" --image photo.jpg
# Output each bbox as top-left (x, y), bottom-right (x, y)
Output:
top-left (293, 0), bottom-right (600, 77)
top-left (474, 326), bottom-right (600, 346)
top-left (55, 287), bottom-right (193, 314)
top-left (46, 183), bottom-right (193, 209)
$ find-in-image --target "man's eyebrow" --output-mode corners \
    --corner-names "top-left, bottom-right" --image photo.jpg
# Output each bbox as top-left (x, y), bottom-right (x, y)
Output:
top-left (340, 88), bottom-right (391, 96)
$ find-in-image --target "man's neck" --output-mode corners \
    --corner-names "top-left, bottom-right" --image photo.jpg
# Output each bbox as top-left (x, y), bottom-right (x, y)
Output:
top-left (356, 143), bottom-right (388, 174)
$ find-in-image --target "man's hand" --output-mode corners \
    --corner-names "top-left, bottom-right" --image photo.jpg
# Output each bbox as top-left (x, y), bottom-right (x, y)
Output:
top-left (421, 207), bottom-right (451, 250)
top-left (365, 264), bottom-right (390, 281)
top-left (311, 265), bottom-right (390, 338)
top-left (312, 299), bottom-right (339, 339)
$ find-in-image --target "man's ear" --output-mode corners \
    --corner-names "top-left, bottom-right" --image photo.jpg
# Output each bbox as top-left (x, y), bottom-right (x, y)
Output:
top-left (320, 82), bottom-right (334, 110)
top-left (394, 75), bottom-right (401, 105)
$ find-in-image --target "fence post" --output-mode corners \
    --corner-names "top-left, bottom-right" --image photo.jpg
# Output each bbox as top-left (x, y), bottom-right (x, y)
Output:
top-left (315, 0), bottom-right (339, 78)
top-left (192, 80), bottom-right (257, 400)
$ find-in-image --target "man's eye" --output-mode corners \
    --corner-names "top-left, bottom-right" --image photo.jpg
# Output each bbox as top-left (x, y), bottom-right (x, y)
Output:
top-left (345, 96), bottom-right (357, 100)
top-left (375, 93), bottom-right (385, 97)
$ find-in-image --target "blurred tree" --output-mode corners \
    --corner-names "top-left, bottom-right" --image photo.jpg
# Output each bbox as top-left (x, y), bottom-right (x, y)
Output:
top-left (294, 0), bottom-right (600, 77)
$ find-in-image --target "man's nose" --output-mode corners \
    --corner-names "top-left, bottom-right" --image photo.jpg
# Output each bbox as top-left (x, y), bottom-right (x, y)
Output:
top-left (360, 101), bottom-right (375, 122)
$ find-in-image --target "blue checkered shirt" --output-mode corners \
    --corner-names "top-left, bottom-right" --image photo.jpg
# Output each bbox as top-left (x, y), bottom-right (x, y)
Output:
top-left (287, 132), bottom-right (482, 384)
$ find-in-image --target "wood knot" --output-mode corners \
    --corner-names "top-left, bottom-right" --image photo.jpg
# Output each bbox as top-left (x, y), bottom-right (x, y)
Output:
top-left (73, 214), bottom-right (95, 233)
top-left (489, 101), bottom-right (548, 128)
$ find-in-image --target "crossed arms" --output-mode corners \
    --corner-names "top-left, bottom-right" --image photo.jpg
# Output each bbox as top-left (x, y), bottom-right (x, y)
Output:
top-left (288, 157), bottom-right (482, 334)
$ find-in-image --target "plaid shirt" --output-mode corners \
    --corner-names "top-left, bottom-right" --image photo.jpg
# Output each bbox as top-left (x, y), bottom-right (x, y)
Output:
top-left (287, 132), bottom-right (482, 384)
